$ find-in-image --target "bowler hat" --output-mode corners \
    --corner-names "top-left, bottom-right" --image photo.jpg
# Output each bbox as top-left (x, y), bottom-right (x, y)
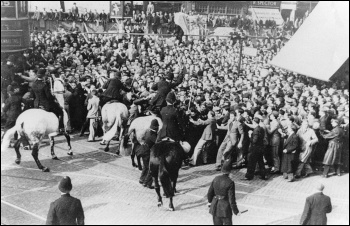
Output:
top-left (221, 158), bottom-right (233, 174)
top-left (58, 176), bottom-right (72, 193)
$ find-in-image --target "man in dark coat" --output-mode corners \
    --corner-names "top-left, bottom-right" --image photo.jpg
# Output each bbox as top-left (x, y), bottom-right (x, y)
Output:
top-left (1, 55), bottom-right (17, 103)
top-left (46, 176), bottom-right (85, 225)
top-left (281, 125), bottom-right (299, 182)
top-left (208, 158), bottom-right (240, 225)
top-left (100, 72), bottom-right (131, 107)
top-left (157, 92), bottom-right (183, 142)
top-left (300, 183), bottom-right (332, 225)
top-left (2, 84), bottom-right (23, 132)
top-left (150, 72), bottom-right (183, 111)
top-left (243, 116), bottom-right (266, 180)
top-left (189, 110), bottom-right (217, 166)
top-left (31, 69), bottom-right (64, 131)
top-left (137, 119), bottom-right (159, 189)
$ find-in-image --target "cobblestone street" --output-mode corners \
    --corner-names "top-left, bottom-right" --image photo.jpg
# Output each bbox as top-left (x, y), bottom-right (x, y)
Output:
top-left (1, 134), bottom-right (349, 225)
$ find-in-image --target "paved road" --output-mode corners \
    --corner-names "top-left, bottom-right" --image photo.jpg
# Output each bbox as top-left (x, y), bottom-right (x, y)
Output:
top-left (1, 133), bottom-right (349, 225)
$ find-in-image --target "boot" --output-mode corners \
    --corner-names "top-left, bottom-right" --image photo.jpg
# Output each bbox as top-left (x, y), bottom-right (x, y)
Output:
top-left (59, 115), bottom-right (64, 133)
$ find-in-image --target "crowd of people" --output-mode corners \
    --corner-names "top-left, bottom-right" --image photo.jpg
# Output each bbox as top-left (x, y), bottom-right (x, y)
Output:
top-left (1, 16), bottom-right (349, 186)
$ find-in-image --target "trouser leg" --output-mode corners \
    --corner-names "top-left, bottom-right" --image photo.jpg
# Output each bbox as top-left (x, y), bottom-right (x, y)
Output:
top-left (257, 151), bottom-right (266, 178)
top-left (272, 146), bottom-right (280, 171)
top-left (213, 216), bottom-right (223, 225)
top-left (334, 164), bottom-right (341, 175)
top-left (216, 137), bottom-right (228, 167)
top-left (141, 155), bottom-right (152, 186)
top-left (190, 139), bottom-right (206, 166)
top-left (304, 163), bottom-right (314, 175)
top-left (80, 118), bottom-right (89, 135)
top-left (246, 151), bottom-right (257, 179)
top-left (88, 119), bottom-right (95, 141)
top-left (296, 162), bottom-right (305, 177)
top-left (323, 165), bottom-right (330, 176)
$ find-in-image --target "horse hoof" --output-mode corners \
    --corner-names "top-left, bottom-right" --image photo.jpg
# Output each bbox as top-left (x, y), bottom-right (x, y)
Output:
top-left (115, 152), bottom-right (120, 156)
top-left (52, 156), bottom-right (59, 160)
top-left (68, 146), bottom-right (72, 151)
top-left (67, 152), bottom-right (73, 156)
top-left (132, 164), bottom-right (138, 168)
top-left (100, 141), bottom-right (106, 146)
top-left (157, 202), bottom-right (163, 208)
top-left (138, 167), bottom-right (143, 171)
top-left (42, 167), bottom-right (50, 172)
top-left (15, 158), bottom-right (21, 165)
top-left (104, 147), bottom-right (109, 152)
top-left (168, 207), bottom-right (175, 212)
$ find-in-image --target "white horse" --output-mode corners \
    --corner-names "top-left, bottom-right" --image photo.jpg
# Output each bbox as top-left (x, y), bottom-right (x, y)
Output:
top-left (1, 109), bottom-right (71, 172)
top-left (122, 115), bottom-right (163, 170)
top-left (100, 102), bottom-right (129, 154)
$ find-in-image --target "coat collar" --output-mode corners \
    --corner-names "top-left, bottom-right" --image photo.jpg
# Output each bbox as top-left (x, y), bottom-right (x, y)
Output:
top-left (284, 132), bottom-right (295, 147)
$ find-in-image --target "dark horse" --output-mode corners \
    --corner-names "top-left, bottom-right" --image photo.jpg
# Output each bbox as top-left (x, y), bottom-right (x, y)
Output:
top-left (149, 140), bottom-right (186, 211)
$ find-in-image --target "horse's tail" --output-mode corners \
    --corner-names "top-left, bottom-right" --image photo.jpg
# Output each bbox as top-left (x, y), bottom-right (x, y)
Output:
top-left (103, 111), bottom-right (121, 142)
top-left (159, 154), bottom-right (174, 198)
top-left (123, 127), bottom-right (134, 148)
top-left (1, 125), bottom-right (17, 151)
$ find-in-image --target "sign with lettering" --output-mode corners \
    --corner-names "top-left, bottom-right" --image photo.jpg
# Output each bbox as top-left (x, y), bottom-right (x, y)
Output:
top-left (1, 37), bottom-right (22, 46)
top-left (1, 1), bottom-right (16, 18)
top-left (251, 1), bottom-right (281, 9)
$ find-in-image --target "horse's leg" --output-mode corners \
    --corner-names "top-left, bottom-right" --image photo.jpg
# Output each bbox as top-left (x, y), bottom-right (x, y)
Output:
top-left (64, 132), bottom-right (72, 155)
top-left (172, 173), bottom-right (179, 194)
top-left (32, 142), bottom-right (49, 172)
top-left (117, 127), bottom-right (124, 155)
top-left (104, 141), bottom-right (110, 152)
top-left (14, 139), bottom-right (22, 164)
top-left (153, 176), bottom-right (163, 208)
top-left (49, 135), bottom-right (58, 160)
top-left (131, 143), bottom-right (138, 168)
top-left (168, 197), bottom-right (175, 212)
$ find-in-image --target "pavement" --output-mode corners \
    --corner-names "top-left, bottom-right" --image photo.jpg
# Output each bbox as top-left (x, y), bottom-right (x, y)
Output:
top-left (1, 133), bottom-right (349, 225)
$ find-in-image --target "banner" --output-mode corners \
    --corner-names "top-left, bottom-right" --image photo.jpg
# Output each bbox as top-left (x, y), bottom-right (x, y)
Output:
top-left (243, 47), bottom-right (258, 57)
top-left (174, 12), bottom-right (190, 35)
top-left (110, 1), bottom-right (123, 18)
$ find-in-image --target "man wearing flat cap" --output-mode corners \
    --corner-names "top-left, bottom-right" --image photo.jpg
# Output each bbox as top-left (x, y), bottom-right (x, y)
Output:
top-left (208, 158), bottom-right (241, 225)
top-left (149, 71), bottom-right (184, 111)
top-left (281, 125), bottom-right (299, 182)
top-left (46, 176), bottom-right (84, 225)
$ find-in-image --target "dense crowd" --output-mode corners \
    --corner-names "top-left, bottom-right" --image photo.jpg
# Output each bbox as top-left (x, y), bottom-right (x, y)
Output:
top-left (1, 19), bottom-right (349, 183)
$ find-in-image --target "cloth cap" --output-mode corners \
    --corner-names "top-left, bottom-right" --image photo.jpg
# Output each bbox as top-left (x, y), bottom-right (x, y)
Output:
top-left (37, 69), bottom-right (46, 78)
top-left (166, 92), bottom-right (176, 105)
top-left (58, 176), bottom-right (72, 193)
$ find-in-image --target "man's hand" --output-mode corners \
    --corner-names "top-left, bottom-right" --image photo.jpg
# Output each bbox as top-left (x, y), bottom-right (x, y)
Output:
top-left (237, 143), bottom-right (243, 149)
top-left (207, 203), bottom-right (211, 208)
top-left (236, 212), bottom-right (241, 216)
top-left (283, 149), bottom-right (287, 154)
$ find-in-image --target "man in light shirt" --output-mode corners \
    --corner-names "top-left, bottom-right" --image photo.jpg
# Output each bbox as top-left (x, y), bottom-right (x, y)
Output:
top-left (86, 89), bottom-right (100, 142)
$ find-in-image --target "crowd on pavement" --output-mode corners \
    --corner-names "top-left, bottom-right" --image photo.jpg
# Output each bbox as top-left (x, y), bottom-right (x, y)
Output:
top-left (1, 9), bottom-right (349, 185)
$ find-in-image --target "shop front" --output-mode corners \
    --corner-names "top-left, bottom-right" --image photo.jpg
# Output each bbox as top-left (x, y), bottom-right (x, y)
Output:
top-left (249, 1), bottom-right (284, 25)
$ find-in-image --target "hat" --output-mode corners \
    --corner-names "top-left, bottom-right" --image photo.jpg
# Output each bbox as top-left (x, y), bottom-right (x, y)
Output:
top-left (7, 55), bottom-right (15, 62)
top-left (150, 119), bottom-right (159, 132)
top-left (166, 92), bottom-right (176, 105)
top-left (37, 68), bottom-right (46, 78)
top-left (331, 119), bottom-right (339, 125)
top-left (272, 111), bottom-right (279, 118)
top-left (166, 72), bottom-right (174, 80)
top-left (58, 176), bottom-right (72, 193)
top-left (221, 158), bottom-right (233, 174)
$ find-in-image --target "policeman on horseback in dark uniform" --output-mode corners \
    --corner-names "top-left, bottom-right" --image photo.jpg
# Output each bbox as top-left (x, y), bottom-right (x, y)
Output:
top-left (156, 92), bottom-right (184, 142)
top-left (30, 68), bottom-right (64, 132)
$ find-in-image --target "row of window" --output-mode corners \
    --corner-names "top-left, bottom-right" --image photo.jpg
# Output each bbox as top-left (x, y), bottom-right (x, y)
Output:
top-left (196, 4), bottom-right (242, 15)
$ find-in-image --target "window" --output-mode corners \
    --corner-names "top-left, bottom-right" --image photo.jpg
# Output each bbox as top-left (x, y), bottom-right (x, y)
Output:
top-left (196, 3), bottom-right (208, 13)
top-left (209, 5), bottom-right (225, 14)
top-left (227, 7), bottom-right (241, 15)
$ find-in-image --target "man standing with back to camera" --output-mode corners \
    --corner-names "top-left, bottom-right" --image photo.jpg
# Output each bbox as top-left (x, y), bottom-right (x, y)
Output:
top-left (207, 158), bottom-right (241, 225)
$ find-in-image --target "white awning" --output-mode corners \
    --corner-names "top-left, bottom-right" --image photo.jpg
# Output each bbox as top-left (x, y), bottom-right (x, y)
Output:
top-left (251, 8), bottom-right (284, 25)
top-left (270, 1), bottom-right (349, 81)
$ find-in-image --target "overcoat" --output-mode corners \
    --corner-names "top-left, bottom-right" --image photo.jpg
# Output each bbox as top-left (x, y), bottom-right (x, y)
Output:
top-left (281, 133), bottom-right (299, 173)
top-left (300, 192), bottom-right (332, 225)
top-left (323, 126), bottom-right (344, 165)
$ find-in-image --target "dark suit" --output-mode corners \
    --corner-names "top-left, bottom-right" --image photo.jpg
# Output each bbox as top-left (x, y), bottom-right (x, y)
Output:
top-left (157, 105), bottom-right (183, 142)
top-left (281, 133), bottom-right (299, 178)
top-left (300, 192), bottom-right (332, 225)
top-left (150, 75), bottom-right (183, 109)
top-left (3, 93), bottom-right (22, 130)
top-left (208, 174), bottom-right (239, 225)
top-left (31, 79), bottom-right (55, 111)
top-left (100, 78), bottom-right (130, 106)
top-left (245, 125), bottom-right (266, 179)
top-left (46, 194), bottom-right (84, 225)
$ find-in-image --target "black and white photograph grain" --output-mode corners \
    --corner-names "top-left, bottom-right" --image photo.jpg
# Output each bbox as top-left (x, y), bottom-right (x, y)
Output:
top-left (1, 1), bottom-right (349, 225)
